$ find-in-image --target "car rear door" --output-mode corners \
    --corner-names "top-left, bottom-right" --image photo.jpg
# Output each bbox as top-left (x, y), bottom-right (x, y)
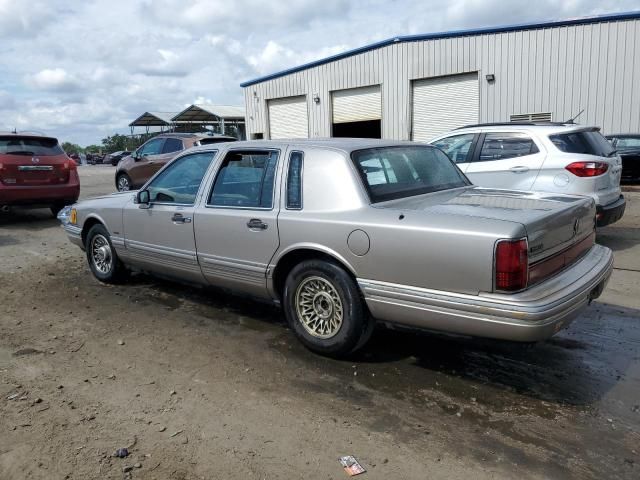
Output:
top-left (122, 150), bottom-right (218, 283)
top-left (464, 131), bottom-right (546, 190)
top-left (193, 147), bottom-right (282, 299)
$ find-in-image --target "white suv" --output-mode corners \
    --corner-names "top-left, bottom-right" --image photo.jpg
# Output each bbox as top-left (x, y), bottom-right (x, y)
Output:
top-left (430, 123), bottom-right (625, 226)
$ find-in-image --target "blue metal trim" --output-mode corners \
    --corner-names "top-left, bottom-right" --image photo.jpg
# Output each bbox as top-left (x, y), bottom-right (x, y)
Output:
top-left (240, 11), bottom-right (640, 88)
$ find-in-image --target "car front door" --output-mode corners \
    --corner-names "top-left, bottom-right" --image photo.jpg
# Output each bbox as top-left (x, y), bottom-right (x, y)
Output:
top-left (128, 137), bottom-right (166, 187)
top-left (430, 132), bottom-right (478, 174)
top-left (122, 150), bottom-right (218, 283)
top-left (464, 132), bottom-right (546, 190)
top-left (194, 148), bottom-right (282, 299)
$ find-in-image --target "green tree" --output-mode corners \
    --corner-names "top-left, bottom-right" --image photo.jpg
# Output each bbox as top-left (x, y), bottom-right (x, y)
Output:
top-left (85, 144), bottom-right (102, 154)
top-left (101, 134), bottom-right (134, 153)
top-left (61, 141), bottom-right (83, 154)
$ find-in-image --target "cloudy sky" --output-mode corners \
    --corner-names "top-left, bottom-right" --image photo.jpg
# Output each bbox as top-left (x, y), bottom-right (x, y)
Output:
top-left (0, 0), bottom-right (637, 146)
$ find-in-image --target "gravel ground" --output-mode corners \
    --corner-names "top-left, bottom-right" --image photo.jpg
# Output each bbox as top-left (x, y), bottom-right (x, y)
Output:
top-left (1, 166), bottom-right (639, 479)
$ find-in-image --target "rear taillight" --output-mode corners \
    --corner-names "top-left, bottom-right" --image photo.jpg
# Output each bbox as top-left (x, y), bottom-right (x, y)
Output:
top-left (565, 161), bottom-right (608, 177)
top-left (495, 239), bottom-right (528, 292)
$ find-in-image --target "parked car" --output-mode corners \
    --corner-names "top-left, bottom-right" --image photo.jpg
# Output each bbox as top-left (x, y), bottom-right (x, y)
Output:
top-left (86, 153), bottom-right (104, 165)
top-left (61, 139), bottom-right (612, 356)
top-left (115, 134), bottom-right (236, 191)
top-left (0, 132), bottom-right (80, 216)
top-left (430, 123), bottom-right (625, 227)
top-left (103, 150), bottom-right (131, 166)
top-left (606, 134), bottom-right (640, 183)
top-left (68, 152), bottom-right (81, 165)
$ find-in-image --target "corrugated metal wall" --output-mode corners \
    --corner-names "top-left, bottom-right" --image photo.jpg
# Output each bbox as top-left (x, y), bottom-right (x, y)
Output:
top-left (244, 18), bottom-right (640, 139)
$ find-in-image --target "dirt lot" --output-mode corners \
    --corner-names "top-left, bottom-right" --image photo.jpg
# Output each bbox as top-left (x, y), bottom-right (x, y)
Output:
top-left (1, 166), bottom-right (639, 480)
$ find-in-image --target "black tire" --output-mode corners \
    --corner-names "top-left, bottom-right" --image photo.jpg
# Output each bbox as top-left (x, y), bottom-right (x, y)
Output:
top-left (116, 173), bottom-right (132, 192)
top-left (50, 202), bottom-right (66, 217)
top-left (85, 224), bottom-right (128, 283)
top-left (283, 259), bottom-right (370, 357)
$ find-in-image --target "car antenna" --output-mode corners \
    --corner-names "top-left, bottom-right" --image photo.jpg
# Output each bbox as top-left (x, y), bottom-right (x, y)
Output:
top-left (11, 127), bottom-right (17, 134)
top-left (564, 109), bottom-right (584, 124)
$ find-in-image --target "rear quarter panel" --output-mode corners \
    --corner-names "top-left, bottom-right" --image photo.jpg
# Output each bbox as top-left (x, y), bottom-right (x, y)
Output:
top-left (275, 148), bottom-right (523, 295)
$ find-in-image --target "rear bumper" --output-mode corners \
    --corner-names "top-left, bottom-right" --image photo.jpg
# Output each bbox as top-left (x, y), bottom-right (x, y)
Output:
top-left (0, 182), bottom-right (79, 206)
top-left (596, 195), bottom-right (625, 227)
top-left (358, 244), bottom-right (613, 342)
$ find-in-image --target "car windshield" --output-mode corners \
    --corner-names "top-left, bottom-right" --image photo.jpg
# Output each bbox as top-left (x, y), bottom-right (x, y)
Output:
top-left (0, 136), bottom-right (64, 156)
top-left (549, 129), bottom-right (615, 157)
top-left (615, 137), bottom-right (640, 151)
top-left (352, 146), bottom-right (470, 203)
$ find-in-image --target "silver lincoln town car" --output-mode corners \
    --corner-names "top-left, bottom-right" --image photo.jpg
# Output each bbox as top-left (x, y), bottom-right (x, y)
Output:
top-left (62, 139), bottom-right (613, 356)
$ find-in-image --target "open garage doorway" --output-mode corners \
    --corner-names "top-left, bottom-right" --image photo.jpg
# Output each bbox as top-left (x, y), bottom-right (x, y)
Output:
top-left (331, 85), bottom-right (381, 139)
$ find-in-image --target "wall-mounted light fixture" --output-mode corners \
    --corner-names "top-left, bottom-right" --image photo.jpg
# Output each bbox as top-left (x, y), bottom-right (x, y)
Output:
top-left (313, 93), bottom-right (320, 104)
top-left (485, 74), bottom-right (495, 83)
top-left (253, 91), bottom-right (259, 102)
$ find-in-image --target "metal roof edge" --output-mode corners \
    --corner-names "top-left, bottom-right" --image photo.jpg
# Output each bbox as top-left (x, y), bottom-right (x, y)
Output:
top-left (239, 10), bottom-right (640, 88)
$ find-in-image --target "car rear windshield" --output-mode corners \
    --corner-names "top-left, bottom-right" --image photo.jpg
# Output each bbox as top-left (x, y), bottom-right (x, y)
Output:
top-left (549, 129), bottom-right (615, 157)
top-left (352, 146), bottom-right (470, 203)
top-left (0, 136), bottom-right (64, 156)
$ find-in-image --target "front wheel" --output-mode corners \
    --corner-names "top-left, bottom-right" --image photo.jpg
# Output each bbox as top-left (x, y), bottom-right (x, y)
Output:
top-left (85, 224), bottom-right (128, 283)
top-left (116, 173), bottom-right (132, 192)
top-left (283, 259), bottom-right (371, 357)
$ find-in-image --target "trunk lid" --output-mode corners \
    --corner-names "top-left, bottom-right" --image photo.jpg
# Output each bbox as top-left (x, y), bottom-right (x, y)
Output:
top-left (376, 187), bottom-right (596, 263)
top-left (0, 136), bottom-right (71, 186)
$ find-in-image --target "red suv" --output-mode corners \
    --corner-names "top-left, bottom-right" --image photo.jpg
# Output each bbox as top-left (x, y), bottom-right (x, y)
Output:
top-left (0, 133), bottom-right (80, 216)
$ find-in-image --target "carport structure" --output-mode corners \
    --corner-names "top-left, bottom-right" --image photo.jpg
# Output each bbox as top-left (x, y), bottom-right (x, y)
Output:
top-left (128, 111), bottom-right (178, 134)
top-left (171, 104), bottom-right (246, 139)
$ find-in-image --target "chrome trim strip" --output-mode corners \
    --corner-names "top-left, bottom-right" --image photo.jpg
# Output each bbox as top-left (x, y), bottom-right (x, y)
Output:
top-left (18, 165), bottom-right (54, 171)
top-left (358, 244), bottom-right (613, 327)
top-left (125, 239), bottom-right (195, 260)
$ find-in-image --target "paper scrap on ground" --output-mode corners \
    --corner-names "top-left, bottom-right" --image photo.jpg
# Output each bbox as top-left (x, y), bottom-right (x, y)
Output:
top-left (339, 456), bottom-right (366, 476)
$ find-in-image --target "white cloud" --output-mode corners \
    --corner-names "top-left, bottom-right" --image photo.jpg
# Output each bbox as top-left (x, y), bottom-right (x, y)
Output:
top-left (0, 0), bottom-right (637, 145)
top-left (27, 68), bottom-right (80, 92)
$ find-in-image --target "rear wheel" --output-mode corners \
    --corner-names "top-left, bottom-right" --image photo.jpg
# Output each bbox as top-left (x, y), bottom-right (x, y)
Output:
top-left (85, 224), bottom-right (128, 283)
top-left (116, 173), bottom-right (132, 192)
top-left (283, 259), bottom-right (370, 357)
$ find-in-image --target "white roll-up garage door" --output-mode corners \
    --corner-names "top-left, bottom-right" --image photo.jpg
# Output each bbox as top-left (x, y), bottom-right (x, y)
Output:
top-left (411, 73), bottom-right (479, 141)
top-left (332, 85), bottom-right (382, 124)
top-left (268, 96), bottom-right (308, 139)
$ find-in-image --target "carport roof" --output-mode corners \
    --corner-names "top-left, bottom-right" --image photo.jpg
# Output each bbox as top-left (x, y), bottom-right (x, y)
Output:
top-left (128, 111), bottom-right (178, 127)
top-left (240, 10), bottom-right (640, 87)
top-left (171, 104), bottom-right (245, 122)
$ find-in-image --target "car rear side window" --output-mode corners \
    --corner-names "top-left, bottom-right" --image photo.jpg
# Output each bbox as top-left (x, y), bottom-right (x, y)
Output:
top-left (0, 136), bottom-right (64, 156)
top-left (162, 138), bottom-right (183, 154)
top-left (209, 150), bottom-right (279, 209)
top-left (286, 151), bottom-right (303, 209)
top-left (477, 133), bottom-right (539, 161)
top-left (550, 130), bottom-right (615, 157)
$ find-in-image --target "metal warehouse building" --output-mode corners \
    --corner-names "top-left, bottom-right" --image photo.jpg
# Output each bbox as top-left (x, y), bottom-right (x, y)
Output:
top-left (241, 12), bottom-right (640, 141)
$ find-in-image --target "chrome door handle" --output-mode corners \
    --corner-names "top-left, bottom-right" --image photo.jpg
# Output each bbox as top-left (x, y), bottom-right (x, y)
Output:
top-left (246, 218), bottom-right (268, 230)
top-left (171, 213), bottom-right (192, 224)
top-left (510, 166), bottom-right (530, 173)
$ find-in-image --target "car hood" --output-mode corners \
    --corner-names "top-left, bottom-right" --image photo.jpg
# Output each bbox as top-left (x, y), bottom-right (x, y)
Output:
top-left (75, 190), bottom-right (137, 209)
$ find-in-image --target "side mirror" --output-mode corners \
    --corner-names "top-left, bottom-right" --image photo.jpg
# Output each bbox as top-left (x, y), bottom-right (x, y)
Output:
top-left (136, 190), bottom-right (150, 209)
top-left (132, 151), bottom-right (141, 161)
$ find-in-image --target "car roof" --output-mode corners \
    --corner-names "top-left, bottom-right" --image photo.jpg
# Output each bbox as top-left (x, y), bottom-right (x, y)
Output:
top-left (451, 123), bottom-right (600, 135)
top-left (0, 131), bottom-right (58, 140)
top-left (185, 137), bottom-right (434, 155)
